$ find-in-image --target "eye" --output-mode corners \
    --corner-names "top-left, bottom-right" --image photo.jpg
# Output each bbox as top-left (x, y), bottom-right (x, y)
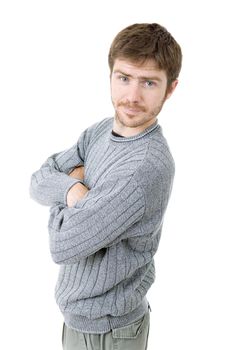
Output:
top-left (119, 75), bottom-right (129, 83)
top-left (144, 80), bottom-right (155, 87)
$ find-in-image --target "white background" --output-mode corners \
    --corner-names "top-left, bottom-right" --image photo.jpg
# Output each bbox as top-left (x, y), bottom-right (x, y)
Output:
top-left (0, 0), bottom-right (232, 349)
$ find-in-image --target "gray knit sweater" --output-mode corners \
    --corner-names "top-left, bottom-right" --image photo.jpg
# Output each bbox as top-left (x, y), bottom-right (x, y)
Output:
top-left (30, 116), bottom-right (175, 333)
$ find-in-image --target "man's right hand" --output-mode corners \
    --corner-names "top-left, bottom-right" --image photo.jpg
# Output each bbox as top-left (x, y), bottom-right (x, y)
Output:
top-left (67, 166), bottom-right (89, 207)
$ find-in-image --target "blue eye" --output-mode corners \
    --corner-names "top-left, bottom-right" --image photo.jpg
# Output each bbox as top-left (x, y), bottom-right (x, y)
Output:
top-left (145, 80), bottom-right (155, 87)
top-left (119, 76), bottom-right (129, 82)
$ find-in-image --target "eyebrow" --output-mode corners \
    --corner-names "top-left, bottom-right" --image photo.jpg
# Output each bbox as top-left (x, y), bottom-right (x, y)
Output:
top-left (113, 69), bottom-right (162, 82)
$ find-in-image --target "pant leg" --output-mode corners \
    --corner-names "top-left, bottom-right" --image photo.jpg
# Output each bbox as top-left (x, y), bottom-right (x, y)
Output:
top-left (111, 308), bottom-right (150, 350)
top-left (62, 322), bottom-right (87, 350)
top-left (62, 307), bottom-right (151, 350)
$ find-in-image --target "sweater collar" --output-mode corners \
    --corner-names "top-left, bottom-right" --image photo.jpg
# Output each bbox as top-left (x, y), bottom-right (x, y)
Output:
top-left (110, 118), bottom-right (159, 142)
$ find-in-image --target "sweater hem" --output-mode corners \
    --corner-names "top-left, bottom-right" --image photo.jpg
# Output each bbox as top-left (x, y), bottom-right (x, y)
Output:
top-left (62, 297), bottom-right (149, 334)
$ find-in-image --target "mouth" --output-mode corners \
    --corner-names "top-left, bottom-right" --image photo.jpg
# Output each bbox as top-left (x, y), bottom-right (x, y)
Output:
top-left (122, 106), bottom-right (143, 115)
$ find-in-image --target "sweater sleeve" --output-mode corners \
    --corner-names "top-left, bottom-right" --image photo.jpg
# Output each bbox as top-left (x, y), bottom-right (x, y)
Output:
top-left (48, 176), bottom-right (145, 264)
top-left (29, 123), bottom-right (96, 206)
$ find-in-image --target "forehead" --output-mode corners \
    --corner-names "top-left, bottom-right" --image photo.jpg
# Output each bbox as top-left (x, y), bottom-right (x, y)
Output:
top-left (112, 58), bottom-right (167, 80)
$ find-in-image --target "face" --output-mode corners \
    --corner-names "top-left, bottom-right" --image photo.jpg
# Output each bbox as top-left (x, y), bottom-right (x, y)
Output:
top-left (110, 58), bottom-right (178, 136)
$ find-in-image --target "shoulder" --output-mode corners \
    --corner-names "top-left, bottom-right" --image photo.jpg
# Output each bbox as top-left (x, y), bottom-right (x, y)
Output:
top-left (78, 117), bottom-right (113, 147)
top-left (147, 125), bottom-right (175, 174)
top-left (135, 126), bottom-right (175, 185)
top-left (86, 117), bottom-right (113, 134)
top-left (129, 127), bottom-right (175, 217)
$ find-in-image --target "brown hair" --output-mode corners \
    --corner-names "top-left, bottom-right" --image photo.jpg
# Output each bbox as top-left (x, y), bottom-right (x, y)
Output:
top-left (108, 23), bottom-right (182, 86)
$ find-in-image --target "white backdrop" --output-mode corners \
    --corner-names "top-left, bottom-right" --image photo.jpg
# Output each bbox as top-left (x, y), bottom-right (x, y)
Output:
top-left (0, 0), bottom-right (232, 349)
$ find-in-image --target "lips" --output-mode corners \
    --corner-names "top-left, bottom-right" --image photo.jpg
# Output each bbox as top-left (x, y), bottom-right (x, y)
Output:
top-left (120, 105), bottom-right (145, 115)
top-left (126, 107), bottom-right (142, 112)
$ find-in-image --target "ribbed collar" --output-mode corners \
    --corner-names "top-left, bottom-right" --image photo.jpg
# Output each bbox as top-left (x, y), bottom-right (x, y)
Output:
top-left (110, 118), bottom-right (159, 142)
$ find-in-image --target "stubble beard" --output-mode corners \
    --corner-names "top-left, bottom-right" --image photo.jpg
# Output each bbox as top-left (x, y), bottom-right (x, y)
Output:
top-left (114, 101), bottom-right (165, 129)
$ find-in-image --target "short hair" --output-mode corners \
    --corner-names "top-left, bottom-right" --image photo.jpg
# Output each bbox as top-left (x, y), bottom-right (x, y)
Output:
top-left (108, 23), bottom-right (182, 86)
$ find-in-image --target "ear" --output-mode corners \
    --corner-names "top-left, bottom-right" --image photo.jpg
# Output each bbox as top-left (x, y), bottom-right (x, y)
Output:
top-left (165, 79), bottom-right (179, 100)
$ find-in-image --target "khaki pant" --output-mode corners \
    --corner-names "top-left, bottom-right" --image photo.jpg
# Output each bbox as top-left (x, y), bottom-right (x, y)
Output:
top-left (62, 309), bottom-right (150, 350)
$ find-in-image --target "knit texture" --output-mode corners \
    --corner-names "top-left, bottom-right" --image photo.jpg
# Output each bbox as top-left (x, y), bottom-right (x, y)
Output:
top-left (30, 116), bottom-right (175, 333)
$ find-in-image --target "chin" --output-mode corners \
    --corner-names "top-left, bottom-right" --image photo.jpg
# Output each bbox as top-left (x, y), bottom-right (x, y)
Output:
top-left (116, 115), bottom-right (138, 127)
top-left (117, 112), bottom-right (151, 128)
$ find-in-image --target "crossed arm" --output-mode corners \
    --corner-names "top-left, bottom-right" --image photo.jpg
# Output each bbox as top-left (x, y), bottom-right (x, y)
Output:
top-left (67, 166), bottom-right (89, 207)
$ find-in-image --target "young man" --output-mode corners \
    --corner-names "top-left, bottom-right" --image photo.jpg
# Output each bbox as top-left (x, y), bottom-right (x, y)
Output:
top-left (30, 23), bottom-right (182, 350)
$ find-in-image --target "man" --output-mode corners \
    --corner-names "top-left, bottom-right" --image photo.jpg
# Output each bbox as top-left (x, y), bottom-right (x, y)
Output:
top-left (30, 23), bottom-right (182, 350)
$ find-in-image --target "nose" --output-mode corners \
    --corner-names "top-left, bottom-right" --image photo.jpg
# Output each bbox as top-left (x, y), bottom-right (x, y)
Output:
top-left (126, 81), bottom-right (142, 103)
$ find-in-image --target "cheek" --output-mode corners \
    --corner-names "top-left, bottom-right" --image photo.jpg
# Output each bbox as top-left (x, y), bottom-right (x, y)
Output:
top-left (150, 89), bottom-right (166, 104)
top-left (110, 82), bottom-right (117, 99)
top-left (111, 85), bottom-right (124, 103)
